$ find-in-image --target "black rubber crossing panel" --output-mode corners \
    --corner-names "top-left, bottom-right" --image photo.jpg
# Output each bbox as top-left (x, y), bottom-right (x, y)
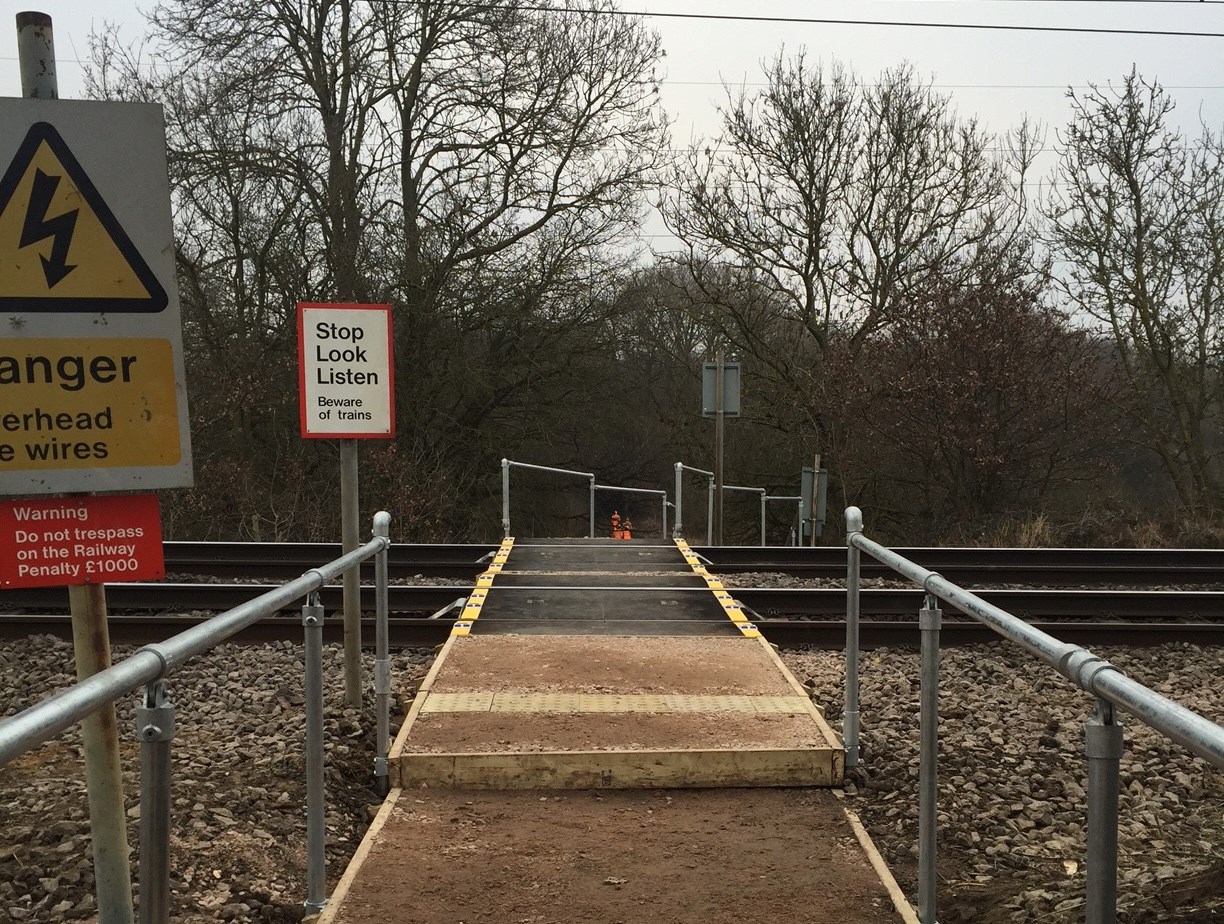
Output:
top-left (469, 539), bottom-right (737, 636)
top-left (475, 588), bottom-right (729, 622)
top-left (472, 618), bottom-right (738, 636)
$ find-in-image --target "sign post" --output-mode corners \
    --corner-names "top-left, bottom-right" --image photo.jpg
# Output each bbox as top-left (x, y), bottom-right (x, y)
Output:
top-left (3, 17), bottom-right (193, 923)
top-left (298, 302), bottom-right (394, 706)
top-left (702, 357), bottom-right (740, 545)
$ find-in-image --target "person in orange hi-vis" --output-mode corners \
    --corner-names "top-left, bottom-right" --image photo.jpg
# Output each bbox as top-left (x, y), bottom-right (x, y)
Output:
top-left (621, 516), bottom-right (633, 540)
top-left (610, 511), bottom-right (623, 539)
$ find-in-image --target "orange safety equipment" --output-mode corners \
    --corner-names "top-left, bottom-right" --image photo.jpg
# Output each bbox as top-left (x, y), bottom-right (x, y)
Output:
top-left (621, 518), bottom-right (633, 541)
top-left (610, 511), bottom-right (623, 540)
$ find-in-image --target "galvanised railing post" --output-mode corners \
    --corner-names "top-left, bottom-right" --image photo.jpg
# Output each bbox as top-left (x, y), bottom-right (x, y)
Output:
top-left (302, 594), bottom-right (327, 915)
top-left (373, 512), bottom-right (392, 796)
top-left (844, 506), bottom-right (863, 768)
top-left (918, 589), bottom-right (943, 924)
top-left (706, 478), bottom-right (714, 546)
top-left (136, 680), bottom-right (174, 924)
top-left (673, 463), bottom-right (683, 537)
top-left (662, 494), bottom-right (668, 539)
top-left (589, 476), bottom-right (596, 538)
top-left (837, 507), bottom-right (1224, 923)
top-left (759, 492), bottom-right (766, 546)
top-left (1085, 699), bottom-right (1124, 924)
top-left (501, 458), bottom-right (511, 537)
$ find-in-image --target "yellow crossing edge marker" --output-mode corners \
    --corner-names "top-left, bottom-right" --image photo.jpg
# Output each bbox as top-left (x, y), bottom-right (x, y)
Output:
top-left (674, 537), bottom-right (761, 638)
top-left (451, 537), bottom-right (514, 636)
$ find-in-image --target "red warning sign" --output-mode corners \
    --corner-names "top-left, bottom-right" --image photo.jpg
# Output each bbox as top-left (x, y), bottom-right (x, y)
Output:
top-left (0, 493), bottom-right (164, 588)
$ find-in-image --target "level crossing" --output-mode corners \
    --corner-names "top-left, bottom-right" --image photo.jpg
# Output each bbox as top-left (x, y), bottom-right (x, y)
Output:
top-left (313, 536), bottom-right (915, 924)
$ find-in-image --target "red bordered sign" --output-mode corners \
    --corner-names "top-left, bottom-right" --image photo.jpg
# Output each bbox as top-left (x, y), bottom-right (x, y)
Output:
top-left (0, 493), bottom-right (164, 588)
top-left (297, 303), bottom-right (395, 439)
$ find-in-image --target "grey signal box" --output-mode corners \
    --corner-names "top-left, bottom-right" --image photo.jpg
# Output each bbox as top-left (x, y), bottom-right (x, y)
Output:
top-left (702, 361), bottom-right (741, 417)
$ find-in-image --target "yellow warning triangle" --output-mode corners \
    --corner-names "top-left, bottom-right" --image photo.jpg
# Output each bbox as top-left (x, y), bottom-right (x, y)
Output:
top-left (0, 121), bottom-right (168, 312)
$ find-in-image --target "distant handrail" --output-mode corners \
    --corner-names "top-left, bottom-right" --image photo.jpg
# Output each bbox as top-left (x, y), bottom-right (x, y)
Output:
top-left (502, 458), bottom-right (596, 538)
top-left (673, 462), bottom-right (715, 542)
top-left (673, 463), bottom-right (787, 545)
top-left (764, 494), bottom-right (802, 547)
top-left (844, 505), bottom-right (1223, 924)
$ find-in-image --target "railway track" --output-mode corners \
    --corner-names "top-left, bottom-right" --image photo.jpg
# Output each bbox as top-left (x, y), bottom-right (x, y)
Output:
top-left (3, 582), bottom-right (1223, 620)
top-left (147, 542), bottom-right (1224, 585)
top-left (4, 543), bottom-right (1223, 646)
top-left (1, 613), bottom-right (1218, 649)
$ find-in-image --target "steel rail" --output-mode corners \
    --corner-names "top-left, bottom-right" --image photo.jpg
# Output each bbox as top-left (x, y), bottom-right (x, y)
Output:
top-left (4, 583), bottom-right (1223, 619)
top-left (142, 542), bottom-right (1224, 584)
top-left (3, 614), bottom-right (1220, 649)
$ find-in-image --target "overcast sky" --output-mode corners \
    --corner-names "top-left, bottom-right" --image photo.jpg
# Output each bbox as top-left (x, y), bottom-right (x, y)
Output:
top-left (5, 0), bottom-right (1224, 249)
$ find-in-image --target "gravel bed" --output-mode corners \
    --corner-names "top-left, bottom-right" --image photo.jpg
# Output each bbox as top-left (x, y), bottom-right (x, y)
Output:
top-left (781, 642), bottom-right (1224, 923)
top-left (0, 636), bottom-right (433, 923)
top-left (2, 633), bottom-right (1220, 923)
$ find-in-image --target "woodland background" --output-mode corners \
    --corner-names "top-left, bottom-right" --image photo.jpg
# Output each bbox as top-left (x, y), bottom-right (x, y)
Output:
top-left (83, 1), bottom-right (1224, 546)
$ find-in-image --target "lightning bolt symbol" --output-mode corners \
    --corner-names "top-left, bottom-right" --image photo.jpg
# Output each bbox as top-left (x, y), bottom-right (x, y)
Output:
top-left (19, 168), bottom-right (79, 288)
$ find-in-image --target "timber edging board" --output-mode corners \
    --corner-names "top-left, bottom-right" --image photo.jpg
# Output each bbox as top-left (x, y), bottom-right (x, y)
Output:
top-left (389, 633), bottom-right (845, 790)
top-left (396, 745), bottom-right (840, 789)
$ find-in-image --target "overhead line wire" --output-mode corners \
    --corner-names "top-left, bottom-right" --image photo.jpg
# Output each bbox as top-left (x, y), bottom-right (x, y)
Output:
top-left (383, 1), bottom-right (1224, 39)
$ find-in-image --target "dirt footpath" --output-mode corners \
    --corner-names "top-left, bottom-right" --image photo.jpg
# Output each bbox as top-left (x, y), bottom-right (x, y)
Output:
top-left (329, 787), bottom-right (903, 924)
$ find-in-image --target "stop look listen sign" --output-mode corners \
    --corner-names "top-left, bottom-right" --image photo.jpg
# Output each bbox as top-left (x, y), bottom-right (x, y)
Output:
top-left (297, 303), bottom-right (395, 438)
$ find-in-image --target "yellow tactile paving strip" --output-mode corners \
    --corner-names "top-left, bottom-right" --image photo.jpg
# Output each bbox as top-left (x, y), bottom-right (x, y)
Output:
top-left (450, 537), bottom-right (514, 636)
top-left (674, 537), bottom-right (761, 638)
top-left (418, 691), bottom-right (813, 714)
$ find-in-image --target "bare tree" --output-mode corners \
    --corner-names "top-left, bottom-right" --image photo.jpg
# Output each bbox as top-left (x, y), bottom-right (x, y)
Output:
top-left (375, 2), bottom-right (669, 447)
top-left (1048, 69), bottom-right (1224, 511)
top-left (661, 56), bottom-right (1025, 360)
top-left (658, 54), bottom-right (1037, 489)
top-left (86, 1), bottom-right (670, 538)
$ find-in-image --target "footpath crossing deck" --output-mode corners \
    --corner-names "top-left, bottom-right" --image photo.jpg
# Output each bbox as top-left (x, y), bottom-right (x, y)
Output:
top-left (314, 538), bottom-right (917, 924)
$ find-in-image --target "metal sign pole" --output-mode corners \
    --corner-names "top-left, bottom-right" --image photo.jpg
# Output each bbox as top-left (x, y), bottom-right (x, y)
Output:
top-left (70, 584), bottom-right (135, 924)
top-left (501, 458), bottom-right (511, 537)
top-left (706, 478), bottom-right (714, 545)
top-left (19, 17), bottom-right (134, 922)
top-left (340, 439), bottom-right (362, 707)
top-left (810, 452), bottom-right (821, 547)
top-left (16, 10), bottom-right (56, 98)
top-left (673, 463), bottom-right (683, 538)
top-left (714, 353), bottom-right (725, 545)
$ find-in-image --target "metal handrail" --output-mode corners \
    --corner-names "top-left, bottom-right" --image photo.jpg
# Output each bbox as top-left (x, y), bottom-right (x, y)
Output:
top-left (673, 462), bottom-right (715, 543)
top-left (0, 513), bottom-right (394, 923)
top-left (723, 484), bottom-right (765, 545)
top-left (594, 484), bottom-right (669, 538)
top-left (844, 505), bottom-right (1224, 924)
top-left (764, 494), bottom-right (802, 547)
top-left (672, 463), bottom-right (791, 546)
top-left (502, 458), bottom-right (596, 538)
